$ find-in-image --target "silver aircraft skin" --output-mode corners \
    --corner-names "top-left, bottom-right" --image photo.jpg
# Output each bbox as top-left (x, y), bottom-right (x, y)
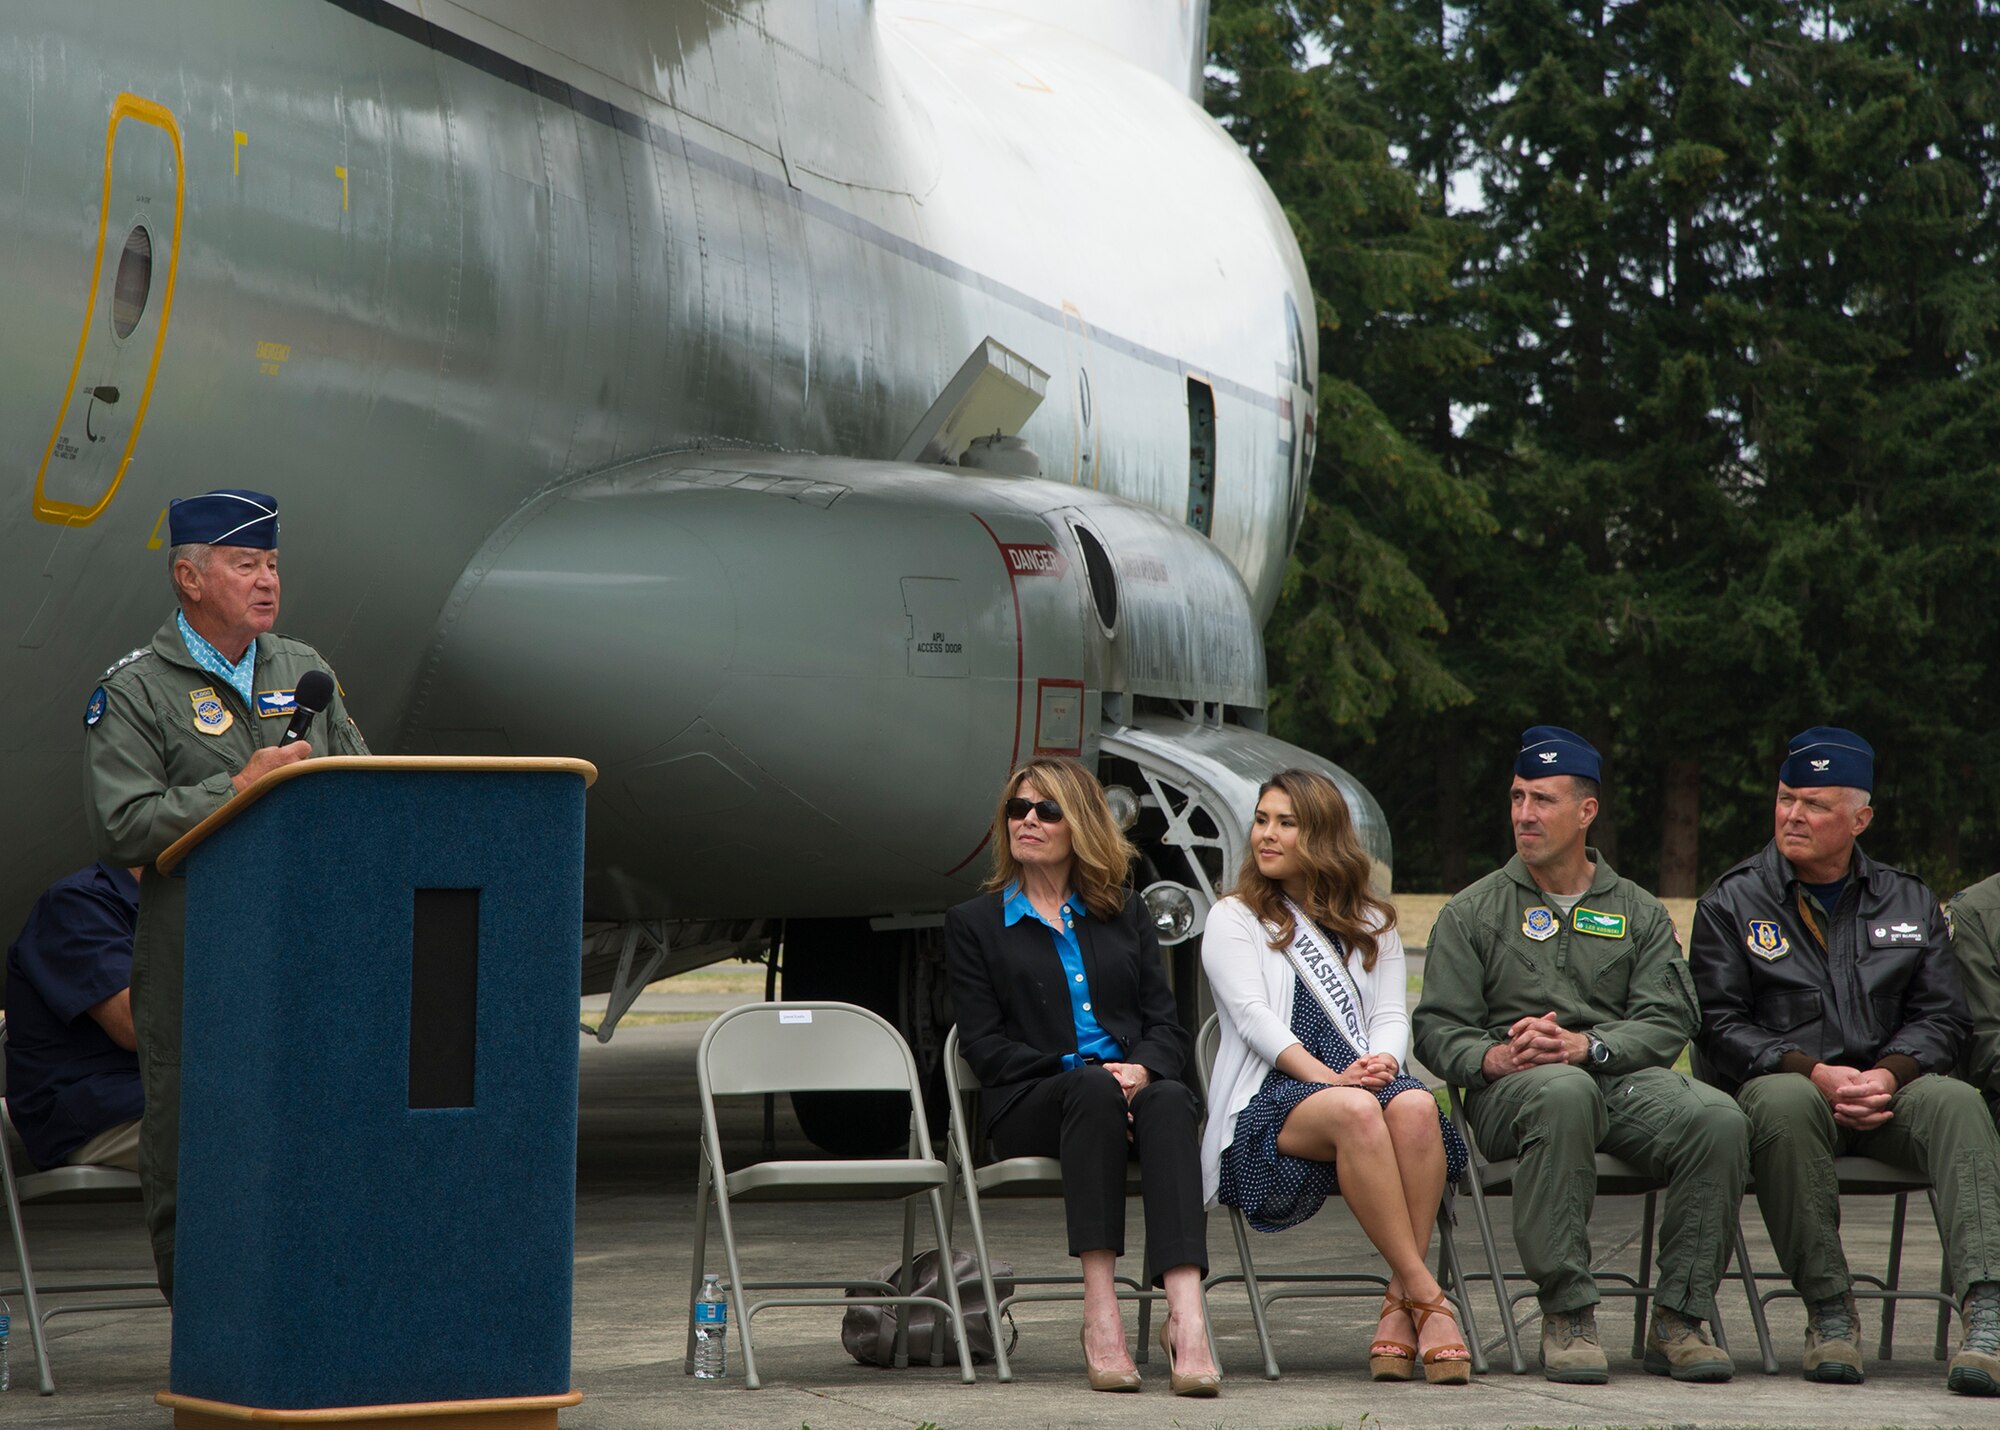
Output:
top-left (2, 1), bottom-right (1382, 1003)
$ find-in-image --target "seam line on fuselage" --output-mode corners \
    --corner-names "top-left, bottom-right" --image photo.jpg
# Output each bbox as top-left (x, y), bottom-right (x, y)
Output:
top-left (319, 0), bottom-right (1285, 416)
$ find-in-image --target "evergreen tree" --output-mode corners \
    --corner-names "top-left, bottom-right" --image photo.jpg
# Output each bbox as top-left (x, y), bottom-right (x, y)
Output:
top-left (1207, 0), bottom-right (1495, 761)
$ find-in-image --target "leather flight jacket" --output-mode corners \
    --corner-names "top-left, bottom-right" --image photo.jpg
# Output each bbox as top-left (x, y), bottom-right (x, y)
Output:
top-left (1689, 840), bottom-right (1969, 1093)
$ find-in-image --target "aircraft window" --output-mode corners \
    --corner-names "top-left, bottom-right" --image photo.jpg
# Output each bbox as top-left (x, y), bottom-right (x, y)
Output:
top-left (1072, 523), bottom-right (1119, 633)
top-left (111, 224), bottom-right (153, 340)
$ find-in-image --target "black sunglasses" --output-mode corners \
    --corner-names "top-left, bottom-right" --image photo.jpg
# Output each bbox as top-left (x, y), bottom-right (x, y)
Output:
top-left (1005, 797), bottom-right (1064, 823)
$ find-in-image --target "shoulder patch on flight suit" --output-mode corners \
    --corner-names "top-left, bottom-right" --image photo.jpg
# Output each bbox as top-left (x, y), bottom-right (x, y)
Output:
top-left (1746, 920), bottom-right (1790, 960)
top-left (1522, 907), bottom-right (1558, 941)
top-left (188, 687), bottom-right (234, 736)
top-left (1573, 908), bottom-right (1626, 938)
top-left (84, 687), bottom-right (107, 727)
top-left (100, 647), bottom-right (150, 679)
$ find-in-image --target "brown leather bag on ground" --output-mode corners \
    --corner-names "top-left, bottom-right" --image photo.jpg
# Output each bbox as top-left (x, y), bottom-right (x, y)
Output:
top-left (840, 1248), bottom-right (1017, 1366)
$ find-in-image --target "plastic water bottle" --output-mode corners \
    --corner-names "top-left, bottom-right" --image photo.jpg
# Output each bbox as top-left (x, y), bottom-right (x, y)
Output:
top-left (693, 1274), bottom-right (728, 1379)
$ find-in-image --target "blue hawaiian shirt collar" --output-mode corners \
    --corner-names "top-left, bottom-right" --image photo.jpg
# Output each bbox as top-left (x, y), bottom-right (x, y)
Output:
top-left (177, 609), bottom-right (257, 709)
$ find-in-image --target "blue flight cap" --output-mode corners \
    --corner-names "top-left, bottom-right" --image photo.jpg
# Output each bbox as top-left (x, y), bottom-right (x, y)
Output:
top-left (1780, 726), bottom-right (1874, 791)
top-left (167, 489), bottom-right (278, 548)
top-left (1516, 725), bottom-right (1602, 782)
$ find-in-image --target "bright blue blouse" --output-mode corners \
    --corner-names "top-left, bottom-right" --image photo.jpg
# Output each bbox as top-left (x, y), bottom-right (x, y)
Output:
top-left (1002, 881), bottom-right (1123, 1068)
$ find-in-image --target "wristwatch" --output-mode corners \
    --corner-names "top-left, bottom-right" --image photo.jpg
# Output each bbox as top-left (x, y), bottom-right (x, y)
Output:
top-left (1586, 1035), bottom-right (1611, 1067)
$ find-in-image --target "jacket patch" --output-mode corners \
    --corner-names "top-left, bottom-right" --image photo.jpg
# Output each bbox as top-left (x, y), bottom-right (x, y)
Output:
top-left (1573, 907), bottom-right (1626, 939)
top-left (1869, 920), bottom-right (1923, 946)
top-left (1746, 920), bottom-right (1791, 960)
top-left (188, 686), bottom-right (234, 737)
top-left (1522, 907), bottom-right (1558, 942)
top-left (84, 686), bottom-right (107, 727)
top-left (256, 689), bottom-right (297, 718)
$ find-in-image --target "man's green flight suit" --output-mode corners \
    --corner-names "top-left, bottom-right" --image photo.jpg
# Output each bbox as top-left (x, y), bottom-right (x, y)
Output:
top-left (1413, 851), bottom-right (1749, 1317)
top-left (84, 615), bottom-right (368, 1299)
top-left (1951, 873), bottom-right (2000, 1124)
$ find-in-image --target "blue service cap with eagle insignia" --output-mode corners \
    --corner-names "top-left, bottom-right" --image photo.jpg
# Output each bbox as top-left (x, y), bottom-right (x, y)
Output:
top-left (1515, 725), bottom-right (1601, 782)
top-left (167, 489), bottom-right (278, 548)
top-left (1780, 726), bottom-right (1873, 791)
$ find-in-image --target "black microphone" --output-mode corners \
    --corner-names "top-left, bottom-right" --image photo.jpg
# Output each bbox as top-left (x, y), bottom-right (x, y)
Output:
top-left (279, 669), bottom-right (335, 747)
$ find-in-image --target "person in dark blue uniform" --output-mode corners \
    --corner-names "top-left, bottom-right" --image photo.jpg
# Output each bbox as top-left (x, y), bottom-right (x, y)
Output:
top-left (4, 863), bottom-right (143, 1170)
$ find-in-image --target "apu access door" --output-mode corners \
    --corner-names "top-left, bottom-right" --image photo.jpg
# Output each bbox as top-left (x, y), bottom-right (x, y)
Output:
top-left (35, 92), bottom-right (184, 527)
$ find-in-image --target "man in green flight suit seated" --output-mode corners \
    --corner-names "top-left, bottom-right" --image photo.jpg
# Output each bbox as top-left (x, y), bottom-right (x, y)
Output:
top-left (83, 489), bottom-right (369, 1302)
top-left (1414, 726), bottom-right (1748, 1385)
top-left (1951, 871), bottom-right (2000, 1127)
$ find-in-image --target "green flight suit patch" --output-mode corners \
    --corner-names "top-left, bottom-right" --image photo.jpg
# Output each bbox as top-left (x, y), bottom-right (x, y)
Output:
top-left (1573, 907), bottom-right (1626, 938)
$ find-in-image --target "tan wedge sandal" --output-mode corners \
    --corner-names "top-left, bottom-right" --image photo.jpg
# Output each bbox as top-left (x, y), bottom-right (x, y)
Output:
top-left (1370, 1295), bottom-right (1417, 1381)
top-left (1405, 1294), bottom-right (1473, 1385)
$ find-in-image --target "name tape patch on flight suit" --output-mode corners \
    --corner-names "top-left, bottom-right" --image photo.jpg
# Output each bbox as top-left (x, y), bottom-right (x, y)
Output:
top-left (256, 689), bottom-right (297, 718)
top-left (1522, 907), bottom-right (1558, 941)
top-left (1871, 921), bottom-right (1923, 944)
top-left (189, 686), bottom-right (234, 736)
top-left (1573, 908), bottom-right (1626, 938)
top-left (1746, 920), bottom-right (1790, 960)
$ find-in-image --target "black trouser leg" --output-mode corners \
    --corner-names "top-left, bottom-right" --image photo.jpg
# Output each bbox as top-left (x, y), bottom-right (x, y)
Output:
top-left (1130, 1078), bottom-right (1208, 1286)
top-left (991, 1065), bottom-right (1133, 1258)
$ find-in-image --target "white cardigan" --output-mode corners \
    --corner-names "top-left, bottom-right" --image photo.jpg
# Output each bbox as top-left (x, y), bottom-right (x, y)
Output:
top-left (1198, 895), bottom-right (1409, 1206)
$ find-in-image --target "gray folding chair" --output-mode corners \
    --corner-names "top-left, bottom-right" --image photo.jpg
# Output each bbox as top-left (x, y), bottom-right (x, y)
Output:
top-left (1195, 1014), bottom-right (1488, 1378)
top-left (941, 1024), bottom-right (1174, 1383)
top-left (1729, 1157), bottom-right (1956, 1375)
top-left (1448, 1083), bottom-right (1736, 1375)
top-left (684, 1001), bottom-right (975, 1388)
top-left (1, 1016), bottom-right (166, 1396)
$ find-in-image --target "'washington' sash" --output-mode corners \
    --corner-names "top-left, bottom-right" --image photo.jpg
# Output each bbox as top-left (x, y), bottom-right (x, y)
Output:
top-left (1278, 897), bottom-right (1369, 1059)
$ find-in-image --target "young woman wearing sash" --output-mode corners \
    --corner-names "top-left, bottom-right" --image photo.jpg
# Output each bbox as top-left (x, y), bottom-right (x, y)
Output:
top-left (1199, 769), bottom-right (1472, 1383)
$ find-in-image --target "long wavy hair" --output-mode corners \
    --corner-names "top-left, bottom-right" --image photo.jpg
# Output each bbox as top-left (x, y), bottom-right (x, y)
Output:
top-left (983, 758), bottom-right (1136, 921)
top-left (1231, 768), bottom-right (1396, 970)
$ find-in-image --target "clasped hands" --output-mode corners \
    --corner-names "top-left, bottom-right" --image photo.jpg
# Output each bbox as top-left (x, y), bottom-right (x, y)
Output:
top-left (1809, 1062), bottom-right (1897, 1130)
top-left (1102, 1060), bottom-right (1152, 1141)
top-left (1300, 1051), bottom-right (1401, 1090)
top-left (1481, 1010), bottom-right (1591, 1081)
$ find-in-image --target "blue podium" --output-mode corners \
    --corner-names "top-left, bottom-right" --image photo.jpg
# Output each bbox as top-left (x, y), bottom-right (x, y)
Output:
top-left (152, 757), bottom-right (595, 1430)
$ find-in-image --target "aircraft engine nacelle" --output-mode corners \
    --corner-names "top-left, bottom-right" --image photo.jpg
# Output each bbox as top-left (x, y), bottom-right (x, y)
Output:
top-left (402, 450), bottom-right (1269, 921)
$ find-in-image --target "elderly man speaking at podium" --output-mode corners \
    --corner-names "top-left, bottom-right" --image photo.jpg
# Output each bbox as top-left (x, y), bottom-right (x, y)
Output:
top-left (83, 489), bottom-right (369, 1302)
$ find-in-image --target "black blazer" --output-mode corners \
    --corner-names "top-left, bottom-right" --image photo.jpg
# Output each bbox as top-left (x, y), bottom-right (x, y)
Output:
top-left (945, 887), bottom-right (1193, 1130)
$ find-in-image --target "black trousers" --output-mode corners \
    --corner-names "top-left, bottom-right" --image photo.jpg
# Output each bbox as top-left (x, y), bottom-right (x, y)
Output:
top-left (988, 1064), bottom-right (1209, 1285)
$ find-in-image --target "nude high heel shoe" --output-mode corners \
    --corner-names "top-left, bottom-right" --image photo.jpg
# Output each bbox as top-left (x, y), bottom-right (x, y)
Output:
top-left (1080, 1324), bottom-right (1141, 1392)
top-left (1158, 1312), bottom-right (1221, 1397)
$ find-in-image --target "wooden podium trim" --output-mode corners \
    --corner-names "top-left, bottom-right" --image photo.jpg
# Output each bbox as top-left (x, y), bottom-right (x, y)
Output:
top-left (156, 1389), bottom-right (582, 1428)
top-left (156, 756), bottom-right (599, 874)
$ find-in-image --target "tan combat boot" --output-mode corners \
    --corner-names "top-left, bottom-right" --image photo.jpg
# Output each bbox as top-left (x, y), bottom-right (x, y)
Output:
top-left (1643, 1304), bottom-right (1733, 1382)
top-left (1540, 1305), bottom-right (1609, 1384)
top-left (1803, 1291), bottom-right (1864, 1383)
top-left (1946, 1282), bottom-right (2000, 1396)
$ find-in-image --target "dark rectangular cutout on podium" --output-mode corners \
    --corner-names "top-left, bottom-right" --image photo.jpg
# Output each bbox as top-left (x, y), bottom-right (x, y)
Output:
top-left (410, 888), bottom-right (480, 1108)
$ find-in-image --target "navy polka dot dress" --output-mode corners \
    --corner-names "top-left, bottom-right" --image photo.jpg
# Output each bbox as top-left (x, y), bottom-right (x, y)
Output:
top-left (1218, 973), bottom-right (1469, 1233)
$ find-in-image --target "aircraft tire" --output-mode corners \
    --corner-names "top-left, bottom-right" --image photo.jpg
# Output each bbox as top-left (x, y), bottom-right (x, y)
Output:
top-left (781, 917), bottom-right (923, 1156)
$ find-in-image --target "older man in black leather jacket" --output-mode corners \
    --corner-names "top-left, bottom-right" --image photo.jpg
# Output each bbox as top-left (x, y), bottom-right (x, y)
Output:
top-left (1690, 727), bottom-right (2000, 1396)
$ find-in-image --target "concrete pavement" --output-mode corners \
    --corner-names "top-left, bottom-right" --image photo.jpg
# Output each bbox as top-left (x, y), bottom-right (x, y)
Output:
top-left (5, 1011), bottom-right (1984, 1428)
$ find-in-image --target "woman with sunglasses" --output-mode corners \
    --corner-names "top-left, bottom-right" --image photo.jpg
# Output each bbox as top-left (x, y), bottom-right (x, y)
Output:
top-left (1200, 769), bottom-right (1471, 1383)
top-left (945, 758), bottom-right (1219, 1396)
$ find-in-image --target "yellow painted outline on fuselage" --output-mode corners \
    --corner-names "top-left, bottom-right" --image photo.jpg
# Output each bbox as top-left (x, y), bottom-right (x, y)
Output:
top-left (35, 92), bottom-right (186, 527)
